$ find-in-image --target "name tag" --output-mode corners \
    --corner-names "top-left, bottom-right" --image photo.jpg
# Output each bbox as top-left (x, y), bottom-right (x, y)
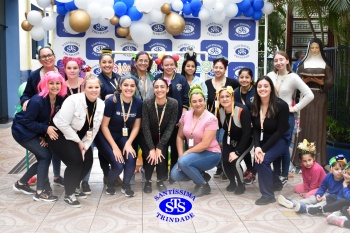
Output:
top-left (227, 136), bottom-right (230, 145)
top-left (86, 129), bottom-right (93, 140)
top-left (122, 127), bottom-right (128, 137)
top-left (188, 138), bottom-right (194, 147)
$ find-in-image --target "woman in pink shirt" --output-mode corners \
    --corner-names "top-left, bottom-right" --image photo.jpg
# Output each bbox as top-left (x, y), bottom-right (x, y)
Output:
top-left (170, 85), bottom-right (221, 197)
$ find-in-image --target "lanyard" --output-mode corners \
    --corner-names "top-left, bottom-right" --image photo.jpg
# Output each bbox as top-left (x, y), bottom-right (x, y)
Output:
top-left (155, 99), bottom-right (167, 142)
top-left (86, 101), bottom-right (97, 129)
top-left (120, 95), bottom-right (133, 128)
top-left (240, 85), bottom-right (253, 105)
top-left (225, 113), bottom-right (232, 136)
top-left (139, 75), bottom-right (148, 96)
top-left (259, 106), bottom-right (265, 141)
top-left (190, 110), bottom-right (206, 138)
top-left (109, 78), bottom-right (118, 90)
top-left (275, 73), bottom-right (287, 96)
top-left (67, 78), bottom-right (80, 95)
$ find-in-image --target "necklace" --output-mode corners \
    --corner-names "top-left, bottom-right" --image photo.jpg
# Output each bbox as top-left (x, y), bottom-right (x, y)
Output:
top-left (275, 72), bottom-right (287, 96)
top-left (67, 78), bottom-right (81, 95)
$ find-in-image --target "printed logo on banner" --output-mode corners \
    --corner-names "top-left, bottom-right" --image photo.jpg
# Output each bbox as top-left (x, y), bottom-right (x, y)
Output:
top-left (120, 42), bottom-right (138, 57)
top-left (56, 15), bottom-right (85, 38)
top-left (233, 44), bottom-right (250, 59)
top-left (86, 38), bottom-right (115, 60)
top-left (92, 24), bottom-right (109, 35)
top-left (62, 41), bottom-right (81, 56)
top-left (229, 19), bottom-right (256, 41)
top-left (206, 23), bottom-right (223, 37)
top-left (173, 18), bottom-right (200, 39)
top-left (228, 62), bottom-right (255, 80)
top-left (144, 39), bottom-right (172, 56)
top-left (115, 60), bottom-right (131, 75)
top-left (151, 23), bottom-right (167, 36)
top-left (200, 40), bottom-right (228, 61)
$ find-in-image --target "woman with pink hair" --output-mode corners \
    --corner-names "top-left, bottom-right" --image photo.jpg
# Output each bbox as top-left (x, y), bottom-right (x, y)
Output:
top-left (12, 71), bottom-right (66, 202)
top-left (60, 56), bottom-right (86, 96)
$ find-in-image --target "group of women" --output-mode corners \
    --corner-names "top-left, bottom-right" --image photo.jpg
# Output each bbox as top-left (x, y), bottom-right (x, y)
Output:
top-left (13, 41), bottom-right (328, 206)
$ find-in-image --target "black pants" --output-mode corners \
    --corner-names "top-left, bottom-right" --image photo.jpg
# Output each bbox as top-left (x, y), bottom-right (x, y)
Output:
top-left (341, 205), bottom-right (350, 229)
top-left (324, 197), bottom-right (350, 213)
top-left (139, 133), bottom-right (168, 181)
top-left (169, 126), bottom-right (179, 172)
top-left (48, 131), bottom-right (93, 196)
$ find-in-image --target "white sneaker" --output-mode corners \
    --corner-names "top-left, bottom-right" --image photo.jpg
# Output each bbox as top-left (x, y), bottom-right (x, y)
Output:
top-left (277, 195), bottom-right (294, 209)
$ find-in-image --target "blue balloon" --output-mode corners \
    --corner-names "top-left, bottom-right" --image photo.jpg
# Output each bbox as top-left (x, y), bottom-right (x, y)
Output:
top-left (190, 0), bottom-right (202, 11)
top-left (65, 1), bottom-right (78, 12)
top-left (238, 0), bottom-right (251, 12)
top-left (236, 8), bottom-right (242, 17)
top-left (127, 6), bottom-right (143, 21)
top-left (114, 2), bottom-right (128, 17)
top-left (121, 0), bottom-right (134, 9)
top-left (243, 7), bottom-right (254, 17)
top-left (252, 10), bottom-right (263, 20)
top-left (183, 3), bottom-right (192, 15)
top-left (57, 4), bottom-right (68, 15)
top-left (253, 0), bottom-right (264, 10)
top-left (192, 9), bottom-right (200, 17)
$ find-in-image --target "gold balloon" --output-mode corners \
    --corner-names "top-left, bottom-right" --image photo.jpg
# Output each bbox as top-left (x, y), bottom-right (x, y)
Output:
top-left (164, 12), bottom-right (186, 36)
top-left (69, 10), bottom-right (91, 33)
top-left (110, 15), bottom-right (119, 25)
top-left (116, 27), bottom-right (129, 37)
top-left (161, 3), bottom-right (171, 15)
top-left (21, 20), bottom-right (33, 31)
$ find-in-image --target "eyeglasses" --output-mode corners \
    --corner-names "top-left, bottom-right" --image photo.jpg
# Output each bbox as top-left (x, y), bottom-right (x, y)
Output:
top-left (40, 54), bottom-right (54, 60)
top-left (138, 59), bottom-right (149, 64)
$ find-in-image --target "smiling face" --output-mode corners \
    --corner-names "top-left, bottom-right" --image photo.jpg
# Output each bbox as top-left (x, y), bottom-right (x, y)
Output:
top-left (99, 55), bottom-right (114, 76)
top-left (218, 90), bottom-right (232, 111)
top-left (256, 79), bottom-right (272, 99)
top-left (190, 93), bottom-right (205, 113)
top-left (153, 79), bottom-right (169, 100)
top-left (162, 57), bottom-right (176, 76)
top-left (273, 54), bottom-right (289, 73)
top-left (64, 61), bottom-right (80, 80)
top-left (84, 79), bottom-right (101, 102)
top-left (136, 54), bottom-right (150, 73)
top-left (331, 163), bottom-right (344, 181)
top-left (213, 61), bottom-right (226, 79)
top-left (301, 154), bottom-right (315, 169)
top-left (184, 60), bottom-right (196, 77)
top-left (120, 78), bottom-right (137, 99)
top-left (238, 71), bottom-right (253, 88)
top-left (48, 80), bottom-right (62, 96)
top-left (39, 48), bottom-right (56, 69)
top-left (310, 43), bottom-right (320, 56)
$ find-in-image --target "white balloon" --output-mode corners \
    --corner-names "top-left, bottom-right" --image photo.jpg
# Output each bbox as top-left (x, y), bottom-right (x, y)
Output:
top-left (203, 0), bottom-right (216, 9)
top-left (87, 2), bottom-right (101, 19)
top-left (63, 12), bottom-right (79, 34)
top-left (262, 2), bottom-right (274, 15)
top-left (211, 12), bottom-right (226, 24)
top-left (130, 22), bottom-right (153, 44)
top-left (99, 17), bottom-right (110, 27)
top-left (119, 15), bottom-right (132, 28)
top-left (30, 26), bottom-right (45, 41)
top-left (149, 9), bottom-right (164, 23)
top-left (231, 0), bottom-right (243, 3)
top-left (101, 6), bottom-right (115, 20)
top-left (225, 3), bottom-right (238, 18)
top-left (140, 13), bottom-right (151, 24)
top-left (135, 0), bottom-right (154, 13)
top-left (172, 0), bottom-right (183, 11)
top-left (99, 0), bottom-right (114, 6)
top-left (36, 0), bottom-right (51, 8)
top-left (214, 2), bottom-right (224, 13)
top-left (198, 8), bottom-right (211, 22)
top-left (74, 0), bottom-right (88, 10)
top-left (41, 16), bottom-right (56, 30)
top-left (27, 11), bottom-right (42, 27)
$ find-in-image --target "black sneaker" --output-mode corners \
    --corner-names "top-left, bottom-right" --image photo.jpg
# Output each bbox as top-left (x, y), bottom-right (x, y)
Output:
top-left (106, 186), bottom-right (115, 195)
top-left (234, 184), bottom-right (246, 195)
top-left (221, 173), bottom-right (228, 181)
top-left (143, 181), bottom-right (152, 193)
top-left (307, 206), bottom-right (323, 215)
top-left (74, 191), bottom-right (87, 199)
top-left (81, 181), bottom-right (91, 195)
top-left (279, 176), bottom-right (288, 186)
top-left (53, 176), bottom-right (64, 187)
top-left (226, 183), bottom-right (237, 192)
top-left (201, 171), bottom-right (211, 182)
top-left (193, 183), bottom-right (211, 197)
top-left (33, 190), bottom-right (58, 202)
top-left (64, 194), bottom-right (81, 208)
top-left (214, 168), bottom-right (223, 178)
top-left (13, 181), bottom-right (35, 195)
top-left (121, 184), bottom-right (135, 197)
top-left (156, 181), bottom-right (167, 192)
top-left (168, 177), bottom-right (175, 184)
top-left (255, 196), bottom-right (276, 205)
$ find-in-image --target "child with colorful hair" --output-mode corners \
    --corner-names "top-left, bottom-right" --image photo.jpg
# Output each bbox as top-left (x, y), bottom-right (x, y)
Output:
top-left (277, 154), bottom-right (346, 212)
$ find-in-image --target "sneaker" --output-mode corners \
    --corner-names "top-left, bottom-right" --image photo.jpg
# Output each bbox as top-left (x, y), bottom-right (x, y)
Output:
top-left (143, 181), bottom-right (152, 193)
top-left (64, 194), bottom-right (81, 208)
top-left (156, 181), bottom-right (167, 192)
top-left (168, 177), bottom-right (175, 184)
top-left (13, 181), bottom-right (35, 195)
top-left (214, 168), bottom-right (223, 178)
top-left (193, 183), bottom-right (211, 197)
top-left (226, 183), bottom-right (236, 192)
top-left (326, 214), bottom-right (346, 227)
top-left (201, 171), bottom-right (211, 182)
top-left (244, 172), bottom-right (256, 185)
top-left (81, 181), bottom-right (91, 195)
top-left (234, 184), bottom-right (246, 195)
top-left (139, 167), bottom-right (146, 183)
top-left (255, 196), bottom-right (276, 205)
top-left (221, 173), bottom-right (228, 181)
top-left (277, 195), bottom-right (294, 209)
top-left (74, 190), bottom-right (87, 199)
top-left (294, 203), bottom-right (307, 213)
top-left (121, 184), bottom-right (135, 197)
top-left (33, 190), bottom-right (58, 202)
top-left (106, 186), bottom-right (115, 195)
top-left (129, 171), bottom-right (136, 185)
top-left (53, 176), bottom-right (64, 187)
top-left (307, 206), bottom-right (323, 215)
top-left (279, 176), bottom-right (288, 186)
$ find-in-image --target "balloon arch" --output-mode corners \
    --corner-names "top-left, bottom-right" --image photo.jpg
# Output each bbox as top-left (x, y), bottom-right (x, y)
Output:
top-left (23, 0), bottom-right (274, 44)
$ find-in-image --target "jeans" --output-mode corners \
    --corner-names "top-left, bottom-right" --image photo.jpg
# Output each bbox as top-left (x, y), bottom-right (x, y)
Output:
top-left (94, 131), bottom-right (137, 187)
top-left (170, 150), bottom-right (221, 184)
top-left (16, 136), bottom-right (52, 191)
top-left (215, 128), bottom-right (224, 169)
top-left (273, 113), bottom-right (294, 177)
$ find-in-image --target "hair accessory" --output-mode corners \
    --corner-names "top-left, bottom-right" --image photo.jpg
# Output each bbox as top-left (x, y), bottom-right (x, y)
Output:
top-left (132, 53), bottom-right (137, 59)
top-left (345, 162), bottom-right (350, 170)
top-left (329, 154), bottom-right (347, 167)
top-left (216, 86), bottom-right (234, 96)
top-left (81, 64), bottom-right (92, 72)
top-left (101, 48), bottom-right (113, 55)
top-left (297, 139), bottom-right (316, 155)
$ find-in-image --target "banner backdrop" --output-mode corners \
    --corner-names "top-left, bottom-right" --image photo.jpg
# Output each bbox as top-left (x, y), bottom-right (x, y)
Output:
top-left (54, 14), bottom-right (258, 81)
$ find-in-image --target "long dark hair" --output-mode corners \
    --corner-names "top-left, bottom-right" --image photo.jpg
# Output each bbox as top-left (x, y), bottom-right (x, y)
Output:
top-left (181, 51), bottom-right (197, 77)
top-left (252, 76), bottom-right (278, 118)
top-left (130, 51), bottom-right (153, 76)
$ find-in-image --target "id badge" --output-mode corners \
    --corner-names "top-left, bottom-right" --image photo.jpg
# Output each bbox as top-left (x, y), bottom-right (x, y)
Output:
top-left (122, 127), bottom-right (128, 137)
top-left (227, 136), bottom-right (230, 145)
top-left (188, 138), bottom-right (194, 147)
top-left (86, 129), bottom-right (93, 140)
top-left (260, 131), bottom-right (263, 141)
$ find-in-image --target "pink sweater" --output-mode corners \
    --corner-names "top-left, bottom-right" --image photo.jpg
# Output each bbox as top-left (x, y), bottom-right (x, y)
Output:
top-left (302, 161), bottom-right (327, 192)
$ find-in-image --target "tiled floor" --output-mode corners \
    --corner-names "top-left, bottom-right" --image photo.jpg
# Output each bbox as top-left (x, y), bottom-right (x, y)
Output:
top-left (0, 122), bottom-right (347, 233)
